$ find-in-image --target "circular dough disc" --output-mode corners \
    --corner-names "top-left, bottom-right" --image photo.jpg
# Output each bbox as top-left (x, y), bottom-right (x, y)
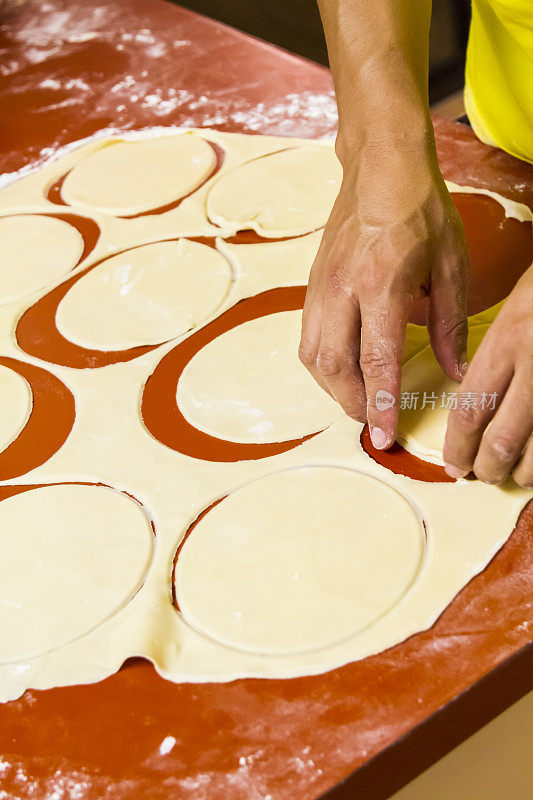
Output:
top-left (56, 239), bottom-right (232, 351)
top-left (62, 134), bottom-right (216, 216)
top-left (177, 310), bottom-right (341, 443)
top-left (207, 145), bottom-right (342, 237)
top-left (0, 215), bottom-right (83, 305)
top-left (0, 484), bottom-right (154, 663)
top-left (397, 325), bottom-right (489, 464)
top-left (0, 365), bottom-right (32, 453)
top-left (175, 467), bottom-right (424, 655)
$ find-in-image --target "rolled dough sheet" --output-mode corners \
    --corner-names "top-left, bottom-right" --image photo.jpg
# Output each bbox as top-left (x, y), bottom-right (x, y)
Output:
top-left (0, 484), bottom-right (154, 663)
top-left (207, 144), bottom-right (342, 237)
top-left (56, 239), bottom-right (233, 350)
top-left (216, 230), bottom-right (323, 295)
top-left (397, 325), bottom-right (489, 465)
top-left (176, 467), bottom-right (425, 655)
top-left (0, 128), bottom-right (530, 702)
top-left (61, 133), bottom-right (216, 216)
top-left (0, 365), bottom-right (31, 452)
top-left (177, 310), bottom-right (341, 443)
top-left (0, 214), bottom-right (83, 304)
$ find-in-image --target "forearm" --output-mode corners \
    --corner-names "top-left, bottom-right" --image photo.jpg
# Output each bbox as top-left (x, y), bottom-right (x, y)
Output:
top-left (318, 0), bottom-right (433, 163)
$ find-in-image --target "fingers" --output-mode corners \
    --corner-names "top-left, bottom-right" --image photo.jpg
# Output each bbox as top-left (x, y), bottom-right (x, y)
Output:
top-left (513, 436), bottom-right (533, 488)
top-left (299, 280), bottom-right (333, 400)
top-left (427, 248), bottom-right (470, 381)
top-left (300, 265), bottom-right (366, 421)
top-left (443, 337), bottom-right (512, 479)
top-left (472, 369), bottom-right (533, 484)
top-left (360, 295), bottom-right (409, 449)
top-left (315, 282), bottom-right (366, 421)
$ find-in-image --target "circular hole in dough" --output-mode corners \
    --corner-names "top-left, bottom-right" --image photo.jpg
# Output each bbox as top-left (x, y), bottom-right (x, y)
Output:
top-left (0, 365), bottom-right (32, 453)
top-left (0, 484), bottom-right (154, 663)
top-left (56, 240), bottom-right (233, 351)
top-left (61, 134), bottom-right (216, 216)
top-left (207, 145), bottom-right (342, 237)
top-left (177, 310), bottom-right (341, 443)
top-left (397, 325), bottom-right (489, 464)
top-left (175, 467), bottom-right (425, 656)
top-left (0, 215), bottom-right (84, 305)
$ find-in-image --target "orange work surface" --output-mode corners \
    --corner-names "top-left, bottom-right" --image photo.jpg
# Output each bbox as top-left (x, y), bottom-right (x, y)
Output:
top-left (0, 1), bottom-right (532, 799)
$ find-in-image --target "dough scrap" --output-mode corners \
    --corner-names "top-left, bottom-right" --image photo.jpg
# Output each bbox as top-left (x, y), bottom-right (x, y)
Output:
top-left (0, 214), bottom-right (83, 304)
top-left (56, 239), bottom-right (233, 350)
top-left (176, 467), bottom-right (425, 655)
top-left (397, 325), bottom-right (489, 464)
top-left (62, 134), bottom-right (216, 216)
top-left (0, 485), bottom-right (153, 663)
top-left (177, 310), bottom-right (341, 443)
top-left (207, 145), bottom-right (342, 236)
top-left (0, 128), bottom-right (530, 701)
top-left (0, 365), bottom-right (32, 452)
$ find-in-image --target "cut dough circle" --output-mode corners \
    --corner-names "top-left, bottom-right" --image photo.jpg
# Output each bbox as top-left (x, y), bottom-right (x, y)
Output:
top-left (397, 325), bottom-right (489, 464)
top-left (56, 239), bottom-right (233, 351)
top-left (61, 134), bottom-right (216, 216)
top-left (0, 365), bottom-right (32, 452)
top-left (0, 214), bottom-right (83, 305)
top-left (175, 467), bottom-right (425, 655)
top-left (207, 145), bottom-right (342, 237)
top-left (177, 310), bottom-right (341, 443)
top-left (0, 484), bottom-right (154, 663)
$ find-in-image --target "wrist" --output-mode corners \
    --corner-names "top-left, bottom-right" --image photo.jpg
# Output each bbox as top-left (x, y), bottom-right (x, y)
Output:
top-left (336, 102), bottom-right (433, 165)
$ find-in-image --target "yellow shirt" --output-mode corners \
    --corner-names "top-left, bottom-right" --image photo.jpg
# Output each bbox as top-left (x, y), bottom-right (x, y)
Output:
top-left (465, 0), bottom-right (533, 164)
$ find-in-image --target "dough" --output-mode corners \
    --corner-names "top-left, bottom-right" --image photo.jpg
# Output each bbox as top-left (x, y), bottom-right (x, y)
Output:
top-left (176, 467), bottom-right (424, 655)
top-left (0, 485), bottom-right (153, 663)
top-left (61, 133), bottom-right (216, 216)
top-left (0, 128), bottom-right (530, 701)
top-left (0, 365), bottom-right (32, 452)
top-left (56, 239), bottom-right (232, 350)
top-left (177, 310), bottom-right (341, 443)
top-left (207, 145), bottom-right (342, 236)
top-left (397, 325), bottom-right (489, 464)
top-left (0, 214), bottom-right (83, 304)
top-left (217, 230), bottom-right (323, 294)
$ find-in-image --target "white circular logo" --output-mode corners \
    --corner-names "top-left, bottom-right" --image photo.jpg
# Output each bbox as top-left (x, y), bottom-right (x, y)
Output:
top-left (375, 389), bottom-right (395, 411)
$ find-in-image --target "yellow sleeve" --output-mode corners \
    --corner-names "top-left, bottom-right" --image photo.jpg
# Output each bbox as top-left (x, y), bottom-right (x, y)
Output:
top-left (465, 0), bottom-right (533, 164)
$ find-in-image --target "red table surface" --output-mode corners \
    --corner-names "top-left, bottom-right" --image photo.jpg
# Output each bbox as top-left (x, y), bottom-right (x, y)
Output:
top-left (0, 2), bottom-right (532, 799)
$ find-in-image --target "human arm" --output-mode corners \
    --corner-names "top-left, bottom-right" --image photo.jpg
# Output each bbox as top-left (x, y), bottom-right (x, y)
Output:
top-left (299, 0), bottom-right (470, 449)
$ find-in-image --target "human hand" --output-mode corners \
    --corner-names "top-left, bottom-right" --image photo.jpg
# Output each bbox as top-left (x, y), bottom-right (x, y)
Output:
top-left (443, 264), bottom-right (533, 487)
top-left (299, 150), bottom-right (470, 450)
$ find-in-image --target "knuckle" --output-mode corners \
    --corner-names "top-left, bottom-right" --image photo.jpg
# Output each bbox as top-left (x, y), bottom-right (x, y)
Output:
top-left (298, 341), bottom-right (317, 369)
top-left (316, 347), bottom-right (343, 378)
top-left (450, 402), bottom-right (484, 433)
top-left (359, 348), bottom-right (394, 380)
top-left (326, 266), bottom-right (354, 298)
top-left (482, 434), bottom-right (517, 464)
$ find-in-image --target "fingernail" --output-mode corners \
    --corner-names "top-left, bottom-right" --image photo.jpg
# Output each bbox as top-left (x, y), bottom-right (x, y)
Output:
top-left (456, 355), bottom-right (468, 380)
top-left (444, 464), bottom-right (468, 479)
top-left (370, 426), bottom-right (390, 450)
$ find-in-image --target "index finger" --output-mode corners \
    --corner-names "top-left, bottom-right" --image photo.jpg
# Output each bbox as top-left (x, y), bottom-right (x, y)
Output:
top-left (359, 296), bottom-right (409, 449)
